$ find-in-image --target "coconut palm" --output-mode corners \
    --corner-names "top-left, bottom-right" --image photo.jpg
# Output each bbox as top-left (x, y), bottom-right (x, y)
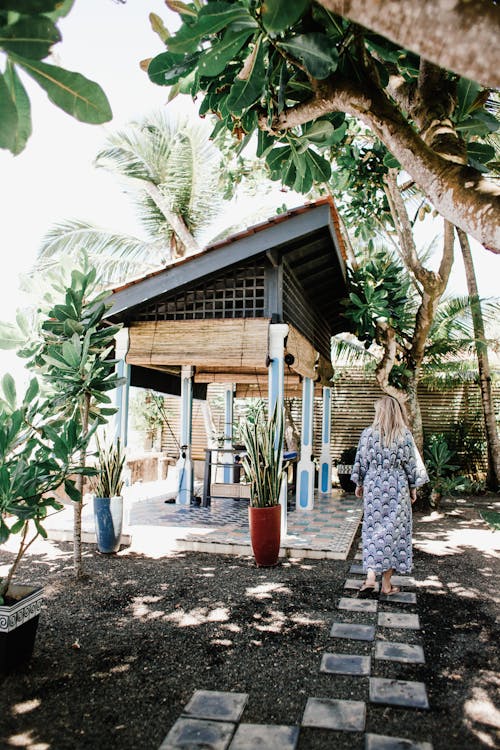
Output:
top-left (36, 113), bottom-right (228, 285)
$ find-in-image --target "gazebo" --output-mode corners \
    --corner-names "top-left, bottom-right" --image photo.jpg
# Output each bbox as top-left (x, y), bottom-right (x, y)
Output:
top-left (107, 198), bottom-right (349, 533)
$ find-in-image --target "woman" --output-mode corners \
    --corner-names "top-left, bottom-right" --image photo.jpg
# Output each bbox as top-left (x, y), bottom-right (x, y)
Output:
top-left (351, 396), bottom-right (428, 596)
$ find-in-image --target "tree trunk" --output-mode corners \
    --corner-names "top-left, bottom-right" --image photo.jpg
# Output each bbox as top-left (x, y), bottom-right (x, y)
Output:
top-left (141, 182), bottom-right (199, 258)
top-left (317, 0), bottom-right (500, 88)
top-left (456, 228), bottom-right (500, 490)
top-left (73, 392), bottom-right (91, 579)
top-left (406, 370), bottom-right (424, 453)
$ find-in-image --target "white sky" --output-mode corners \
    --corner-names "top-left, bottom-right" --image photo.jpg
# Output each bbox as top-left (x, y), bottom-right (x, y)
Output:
top-left (0, 0), bottom-right (498, 383)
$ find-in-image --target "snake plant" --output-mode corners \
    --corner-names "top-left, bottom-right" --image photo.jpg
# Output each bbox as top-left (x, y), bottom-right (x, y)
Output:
top-left (92, 436), bottom-right (125, 498)
top-left (240, 405), bottom-right (286, 508)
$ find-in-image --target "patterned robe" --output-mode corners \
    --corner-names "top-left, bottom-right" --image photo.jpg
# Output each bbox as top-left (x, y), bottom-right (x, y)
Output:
top-left (351, 427), bottom-right (428, 574)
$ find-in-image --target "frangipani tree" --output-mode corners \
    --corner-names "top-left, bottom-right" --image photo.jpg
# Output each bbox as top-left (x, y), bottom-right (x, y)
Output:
top-left (145, 1), bottom-right (500, 251)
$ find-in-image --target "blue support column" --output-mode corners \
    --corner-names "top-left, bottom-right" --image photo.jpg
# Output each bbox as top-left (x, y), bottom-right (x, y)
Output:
top-left (268, 323), bottom-right (289, 537)
top-left (318, 386), bottom-right (332, 494)
top-left (114, 328), bottom-right (130, 446)
top-left (297, 377), bottom-right (315, 510)
top-left (222, 383), bottom-right (234, 483)
top-left (176, 365), bottom-right (194, 506)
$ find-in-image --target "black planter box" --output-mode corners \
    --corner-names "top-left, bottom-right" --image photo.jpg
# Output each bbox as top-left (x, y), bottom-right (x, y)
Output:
top-left (0, 584), bottom-right (43, 672)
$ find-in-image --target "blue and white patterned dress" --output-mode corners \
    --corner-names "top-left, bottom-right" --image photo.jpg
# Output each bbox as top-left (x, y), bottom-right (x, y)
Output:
top-left (351, 427), bottom-right (428, 575)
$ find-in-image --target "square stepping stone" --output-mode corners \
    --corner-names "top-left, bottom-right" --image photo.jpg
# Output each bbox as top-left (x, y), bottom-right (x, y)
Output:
top-left (229, 724), bottom-right (299, 750)
top-left (378, 613), bottom-right (420, 630)
top-left (375, 641), bottom-right (425, 664)
top-left (391, 576), bottom-right (416, 587)
top-left (344, 577), bottom-right (365, 590)
top-left (321, 652), bottom-right (371, 675)
top-left (349, 563), bottom-right (364, 574)
top-left (339, 596), bottom-right (378, 613)
top-left (365, 733), bottom-right (433, 749)
top-left (302, 697), bottom-right (366, 731)
top-left (369, 677), bottom-right (429, 709)
top-left (380, 591), bottom-right (417, 605)
top-left (159, 718), bottom-right (235, 750)
top-left (183, 691), bottom-right (248, 722)
top-left (331, 622), bottom-right (376, 641)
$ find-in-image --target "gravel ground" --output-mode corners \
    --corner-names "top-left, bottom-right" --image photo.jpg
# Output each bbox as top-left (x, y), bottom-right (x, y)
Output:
top-left (1, 494), bottom-right (499, 750)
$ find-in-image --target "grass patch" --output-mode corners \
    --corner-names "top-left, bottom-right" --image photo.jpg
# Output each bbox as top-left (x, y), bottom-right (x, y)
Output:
top-left (480, 510), bottom-right (500, 531)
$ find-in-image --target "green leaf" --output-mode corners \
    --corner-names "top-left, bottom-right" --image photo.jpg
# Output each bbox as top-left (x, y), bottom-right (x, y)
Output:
top-left (226, 36), bottom-right (265, 116)
top-left (0, 16), bottom-right (60, 59)
top-left (0, 71), bottom-right (17, 152)
top-left (4, 61), bottom-right (32, 154)
top-left (11, 54), bottom-right (112, 124)
top-left (0, 1), bottom-right (62, 12)
top-left (279, 33), bottom-right (338, 79)
top-left (303, 147), bottom-right (331, 181)
top-left (0, 320), bottom-right (24, 349)
top-left (45, 0), bottom-right (74, 21)
top-left (198, 28), bottom-right (252, 77)
top-left (261, 0), bottom-right (309, 33)
top-left (149, 12), bottom-right (170, 43)
top-left (467, 141), bottom-right (495, 166)
top-left (147, 51), bottom-right (197, 86)
top-left (383, 151), bottom-right (399, 168)
top-left (167, 2), bottom-right (254, 54)
top-left (265, 145), bottom-right (292, 178)
top-left (454, 77), bottom-right (483, 122)
top-left (1, 373), bottom-right (16, 408)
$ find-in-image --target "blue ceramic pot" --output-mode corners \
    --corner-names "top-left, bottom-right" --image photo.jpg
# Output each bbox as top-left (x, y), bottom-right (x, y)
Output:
top-left (93, 496), bottom-right (123, 553)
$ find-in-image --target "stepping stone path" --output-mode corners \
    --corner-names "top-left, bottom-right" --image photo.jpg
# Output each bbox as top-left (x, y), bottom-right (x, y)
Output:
top-left (308, 543), bottom-right (433, 748)
top-left (158, 543), bottom-right (434, 749)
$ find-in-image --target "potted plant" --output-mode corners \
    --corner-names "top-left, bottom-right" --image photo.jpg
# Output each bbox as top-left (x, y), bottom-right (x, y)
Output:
top-left (0, 374), bottom-right (84, 671)
top-left (91, 436), bottom-right (126, 554)
top-left (240, 405), bottom-right (287, 567)
top-left (336, 446), bottom-right (357, 492)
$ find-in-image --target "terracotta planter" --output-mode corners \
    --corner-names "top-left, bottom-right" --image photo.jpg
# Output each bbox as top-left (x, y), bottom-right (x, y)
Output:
top-left (248, 504), bottom-right (281, 567)
top-left (0, 584), bottom-right (43, 672)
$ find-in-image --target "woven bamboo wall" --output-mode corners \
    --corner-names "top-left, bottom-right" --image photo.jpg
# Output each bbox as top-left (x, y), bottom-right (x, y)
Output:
top-left (156, 372), bottom-right (498, 469)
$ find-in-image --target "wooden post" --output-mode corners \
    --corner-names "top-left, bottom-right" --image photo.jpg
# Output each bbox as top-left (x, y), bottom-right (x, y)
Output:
top-left (297, 376), bottom-right (315, 510)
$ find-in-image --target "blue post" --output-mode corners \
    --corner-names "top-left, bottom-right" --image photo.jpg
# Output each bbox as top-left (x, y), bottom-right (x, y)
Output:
top-left (176, 365), bottom-right (194, 506)
top-left (114, 328), bottom-right (130, 446)
top-left (297, 377), bottom-right (315, 510)
top-left (268, 323), bottom-right (289, 536)
top-left (318, 386), bottom-right (332, 494)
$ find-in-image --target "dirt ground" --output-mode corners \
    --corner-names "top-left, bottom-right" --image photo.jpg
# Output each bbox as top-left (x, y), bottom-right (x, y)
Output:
top-left (1, 494), bottom-right (499, 750)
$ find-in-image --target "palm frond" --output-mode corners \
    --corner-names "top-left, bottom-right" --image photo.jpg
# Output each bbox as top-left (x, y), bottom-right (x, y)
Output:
top-left (35, 220), bottom-right (165, 286)
top-left (331, 335), bottom-right (378, 366)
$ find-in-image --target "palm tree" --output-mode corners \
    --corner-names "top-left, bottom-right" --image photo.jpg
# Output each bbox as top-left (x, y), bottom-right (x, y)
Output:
top-left (36, 113), bottom-right (228, 285)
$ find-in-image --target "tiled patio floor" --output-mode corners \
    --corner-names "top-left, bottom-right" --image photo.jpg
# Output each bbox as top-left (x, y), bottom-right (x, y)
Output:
top-left (129, 489), bottom-right (363, 560)
top-left (46, 482), bottom-right (363, 561)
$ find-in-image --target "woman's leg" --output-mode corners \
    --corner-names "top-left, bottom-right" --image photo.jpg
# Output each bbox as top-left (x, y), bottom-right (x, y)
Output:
top-left (381, 568), bottom-right (400, 594)
top-left (359, 568), bottom-right (376, 595)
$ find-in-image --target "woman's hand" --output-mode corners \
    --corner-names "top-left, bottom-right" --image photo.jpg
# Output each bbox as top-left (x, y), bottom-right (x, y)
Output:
top-left (410, 488), bottom-right (417, 504)
top-left (355, 485), bottom-right (363, 499)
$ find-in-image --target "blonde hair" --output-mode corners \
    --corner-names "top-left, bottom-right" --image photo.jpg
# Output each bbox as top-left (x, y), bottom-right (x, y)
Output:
top-left (372, 396), bottom-right (408, 447)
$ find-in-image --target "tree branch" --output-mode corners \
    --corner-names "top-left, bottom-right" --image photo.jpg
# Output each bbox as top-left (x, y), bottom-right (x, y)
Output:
top-left (315, 0), bottom-right (500, 87)
top-left (259, 75), bottom-right (500, 252)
